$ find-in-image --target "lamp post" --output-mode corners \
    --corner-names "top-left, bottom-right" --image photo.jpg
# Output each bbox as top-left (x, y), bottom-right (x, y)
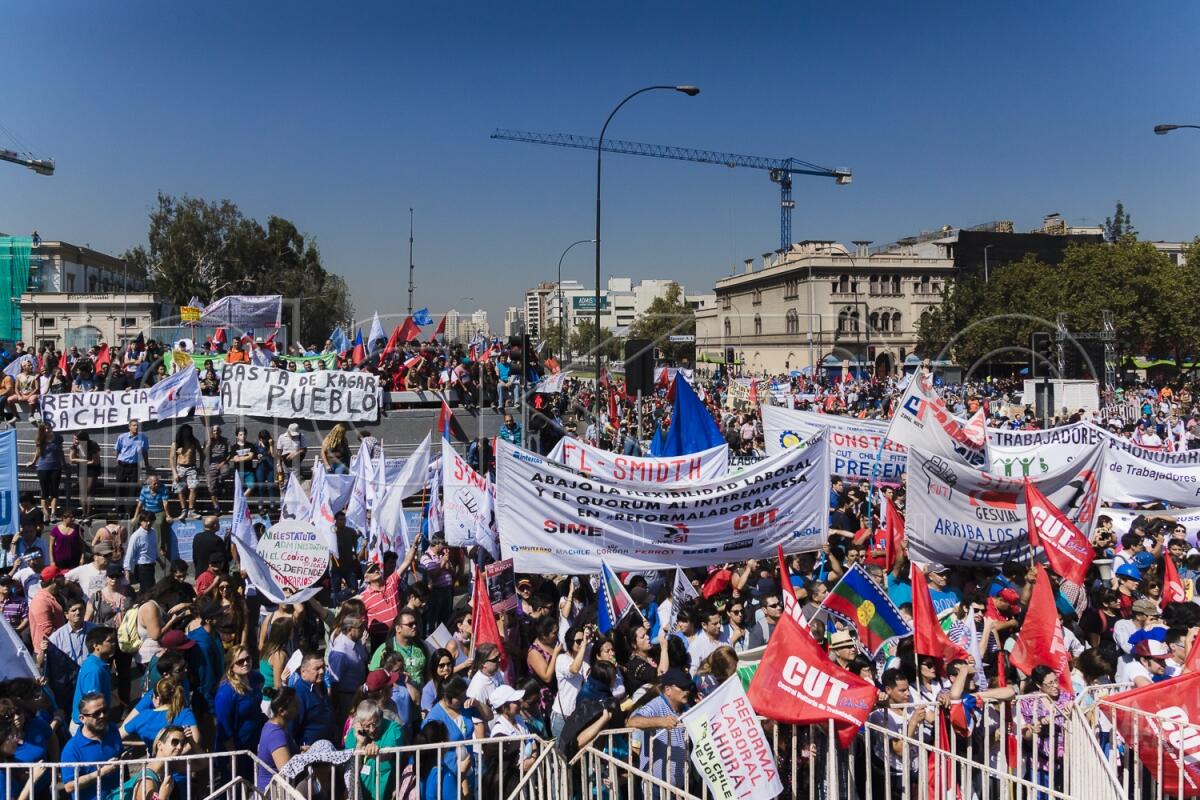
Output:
top-left (593, 84), bottom-right (699, 418)
top-left (1153, 124), bottom-right (1200, 135)
top-left (556, 239), bottom-right (595, 365)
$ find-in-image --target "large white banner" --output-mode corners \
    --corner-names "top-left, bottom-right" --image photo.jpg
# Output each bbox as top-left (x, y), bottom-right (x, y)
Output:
top-left (442, 438), bottom-right (491, 548)
top-left (1099, 433), bottom-right (1200, 506)
top-left (495, 435), bottom-right (829, 573)
top-left (218, 362), bottom-right (380, 421)
top-left (681, 675), bottom-right (783, 800)
top-left (41, 366), bottom-right (200, 431)
top-left (761, 405), bottom-right (906, 481)
top-left (986, 423), bottom-right (1105, 478)
top-left (886, 377), bottom-right (988, 468)
top-left (534, 371), bottom-right (571, 394)
top-left (547, 437), bottom-right (729, 486)
top-left (905, 443), bottom-right (1104, 567)
top-left (1099, 506), bottom-right (1200, 536)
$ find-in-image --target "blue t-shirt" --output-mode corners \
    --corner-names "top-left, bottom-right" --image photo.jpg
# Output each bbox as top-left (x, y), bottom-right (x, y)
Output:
top-left (138, 484), bottom-right (170, 513)
top-left (61, 727), bottom-right (123, 797)
top-left (215, 676), bottom-right (266, 750)
top-left (187, 627), bottom-right (224, 713)
top-left (256, 721), bottom-right (295, 791)
top-left (72, 655), bottom-right (112, 724)
top-left (115, 432), bottom-right (148, 464)
top-left (125, 706), bottom-right (197, 748)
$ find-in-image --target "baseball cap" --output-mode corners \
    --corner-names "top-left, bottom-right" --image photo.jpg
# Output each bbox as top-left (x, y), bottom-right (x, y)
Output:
top-left (1133, 640), bottom-right (1169, 660)
top-left (39, 566), bottom-right (63, 583)
top-left (1115, 563), bottom-right (1143, 581)
top-left (92, 541), bottom-right (114, 556)
top-left (489, 685), bottom-right (526, 708)
top-left (159, 630), bottom-right (196, 651)
top-left (287, 423), bottom-right (300, 435)
top-left (364, 670), bottom-right (399, 693)
top-left (925, 564), bottom-right (951, 575)
top-left (829, 630), bottom-right (856, 650)
top-left (660, 668), bottom-right (694, 691)
top-left (1132, 598), bottom-right (1160, 617)
top-left (751, 577), bottom-right (779, 598)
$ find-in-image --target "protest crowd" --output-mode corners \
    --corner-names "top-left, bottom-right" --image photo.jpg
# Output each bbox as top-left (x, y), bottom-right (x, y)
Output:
top-left (0, 310), bottom-right (1196, 800)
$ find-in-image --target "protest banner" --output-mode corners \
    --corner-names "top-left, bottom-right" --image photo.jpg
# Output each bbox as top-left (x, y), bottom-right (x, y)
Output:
top-left (40, 366), bottom-right (201, 431)
top-left (0, 617), bottom-right (37, 681)
top-left (256, 520), bottom-right (330, 595)
top-left (986, 422), bottom-right (1105, 478)
top-left (485, 559), bottom-right (517, 613)
top-left (219, 362), bottom-right (380, 421)
top-left (681, 676), bottom-right (783, 800)
top-left (200, 294), bottom-right (282, 328)
top-left (548, 437), bottom-right (728, 486)
top-left (0, 430), bottom-right (16, 536)
top-left (534, 371), bottom-right (570, 394)
top-left (442, 438), bottom-right (492, 548)
top-left (1103, 673), bottom-right (1200, 797)
top-left (168, 513), bottom-right (272, 562)
top-left (761, 405), bottom-right (905, 481)
top-left (172, 351), bottom-right (336, 374)
top-left (495, 434), bottom-right (828, 573)
top-left (1098, 430), bottom-right (1200, 506)
top-left (724, 379), bottom-right (751, 410)
top-left (1098, 505), bottom-right (1200, 537)
top-left (885, 376), bottom-right (988, 467)
top-left (905, 443), bottom-right (1104, 567)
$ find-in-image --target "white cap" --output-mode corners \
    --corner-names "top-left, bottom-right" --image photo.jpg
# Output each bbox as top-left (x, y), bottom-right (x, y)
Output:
top-left (489, 685), bottom-right (525, 708)
top-left (287, 423), bottom-right (300, 435)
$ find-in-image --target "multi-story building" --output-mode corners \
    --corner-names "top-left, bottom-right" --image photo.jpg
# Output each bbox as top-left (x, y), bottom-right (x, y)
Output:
top-left (458, 310), bottom-right (490, 343)
top-left (503, 306), bottom-right (524, 337)
top-left (443, 309), bottom-right (461, 344)
top-left (529, 277), bottom-right (717, 340)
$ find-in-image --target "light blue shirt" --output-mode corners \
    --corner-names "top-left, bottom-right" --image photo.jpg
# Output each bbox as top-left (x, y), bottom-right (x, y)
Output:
top-left (115, 432), bottom-right (148, 464)
top-left (124, 526), bottom-right (158, 569)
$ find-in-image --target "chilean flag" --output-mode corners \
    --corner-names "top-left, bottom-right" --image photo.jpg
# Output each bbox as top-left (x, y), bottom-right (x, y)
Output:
top-left (437, 398), bottom-right (453, 441)
top-left (351, 329), bottom-right (366, 365)
top-left (431, 316), bottom-right (446, 344)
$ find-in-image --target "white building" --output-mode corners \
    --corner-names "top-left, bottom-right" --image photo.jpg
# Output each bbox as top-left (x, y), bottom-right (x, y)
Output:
top-left (503, 306), bottom-right (524, 337)
top-left (528, 277), bottom-right (715, 338)
top-left (443, 309), bottom-right (461, 343)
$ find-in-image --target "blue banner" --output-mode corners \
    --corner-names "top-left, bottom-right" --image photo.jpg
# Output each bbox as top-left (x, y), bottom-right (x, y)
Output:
top-left (0, 430), bottom-right (16, 536)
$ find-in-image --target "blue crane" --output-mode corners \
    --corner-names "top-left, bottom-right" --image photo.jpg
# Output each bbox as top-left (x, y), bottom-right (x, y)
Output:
top-left (491, 128), bottom-right (850, 251)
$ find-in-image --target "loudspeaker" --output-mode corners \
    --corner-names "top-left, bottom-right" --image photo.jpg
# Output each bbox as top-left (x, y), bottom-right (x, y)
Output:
top-left (624, 339), bottom-right (655, 395)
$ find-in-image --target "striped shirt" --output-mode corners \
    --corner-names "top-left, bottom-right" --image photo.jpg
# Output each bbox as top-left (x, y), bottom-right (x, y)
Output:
top-left (360, 571), bottom-right (403, 630)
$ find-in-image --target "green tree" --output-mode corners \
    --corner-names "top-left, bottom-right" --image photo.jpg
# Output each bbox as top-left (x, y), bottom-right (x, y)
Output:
top-left (627, 282), bottom-right (696, 363)
top-left (123, 193), bottom-right (353, 345)
top-left (1104, 201), bottom-right (1137, 242)
top-left (540, 322), bottom-right (567, 362)
top-left (569, 320), bottom-right (621, 361)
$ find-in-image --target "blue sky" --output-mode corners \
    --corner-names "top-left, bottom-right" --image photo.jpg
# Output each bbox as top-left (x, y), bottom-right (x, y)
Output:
top-left (1, 1), bottom-right (1197, 333)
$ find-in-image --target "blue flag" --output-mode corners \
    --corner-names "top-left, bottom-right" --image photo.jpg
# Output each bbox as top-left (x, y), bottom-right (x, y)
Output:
top-left (329, 327), bottom-right (350, 354)
top-left (648, 420), bottom-right (666, 457)
top-left (412, 308), bottom-right (433, 326)
top-left (0, 429), bottom-right (17, 536)
top-left (659, 376), bottom-right (723, 457)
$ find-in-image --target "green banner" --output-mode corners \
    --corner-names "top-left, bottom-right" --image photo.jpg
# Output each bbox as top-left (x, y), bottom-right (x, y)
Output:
top-left (171, 351), bottom-right (336, 373)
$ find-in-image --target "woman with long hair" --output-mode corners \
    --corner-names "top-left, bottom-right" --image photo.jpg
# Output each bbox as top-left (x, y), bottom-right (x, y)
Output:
top-left (115, 724), bottom-right (190, 800)
top-left (26, 422), bottom-right (63, 521)
top-left (47, 506), bottom-right (82, 569)
top-left (321, 423), bottom-right (351, 474)
top-left (204, 574), bottom-right (249, 650)
top-left (621, 624), bottom-right (664, 696)
top-left (588, 634), bottom-right (626, 701)
top-left (420, 648), bottom-right (455, 715)
top-left (134, 577), bottom-right (193, 669)
top-left (215, 645), bottom-right (266, 772)
top-left (694, 645), bottom-right (739, 698)
top-left (256, 688), bottom-right (299, 792)
top-left (169, 424), bottom-right (201, 519)
top-left (525, 616), bottom-right (561, 732)
top-left (119, 675), bottom-right (200, 748)
top-left (259, 614), bottom-right (295, 693)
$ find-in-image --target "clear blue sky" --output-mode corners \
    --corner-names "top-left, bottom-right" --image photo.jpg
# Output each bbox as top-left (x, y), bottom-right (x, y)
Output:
top-left (1, 1), bottom-right (1197, 334)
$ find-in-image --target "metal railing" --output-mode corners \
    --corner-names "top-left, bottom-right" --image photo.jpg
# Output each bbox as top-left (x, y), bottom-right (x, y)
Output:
top-left (1099, 696), bottom-right (1200, 800)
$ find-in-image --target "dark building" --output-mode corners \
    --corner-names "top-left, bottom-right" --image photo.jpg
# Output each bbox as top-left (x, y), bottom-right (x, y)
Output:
top-left (950, 221), bottom-right (1104, 282)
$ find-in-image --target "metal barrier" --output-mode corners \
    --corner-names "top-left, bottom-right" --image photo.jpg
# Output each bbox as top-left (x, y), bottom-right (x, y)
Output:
top-left (1099, 697), bottom-right (1200, 800)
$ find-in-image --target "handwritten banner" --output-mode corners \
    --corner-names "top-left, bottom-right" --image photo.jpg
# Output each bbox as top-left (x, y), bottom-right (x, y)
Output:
top-left (219, 362), bottom-right (380, 421)
top-left (255, 520), bottom-right (330, 595)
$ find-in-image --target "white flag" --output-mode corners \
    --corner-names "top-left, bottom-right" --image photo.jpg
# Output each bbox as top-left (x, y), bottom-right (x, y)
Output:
top-left (663, 567), bottom-right (699, 637)
top-left (280, 472), bottom-right (311, 521)
top-left (885, 375), bottom-right (988, 467)
top-left (231, 469), bottom-right (256, 551)
top-left (344, 440), bottom-right (376, 532)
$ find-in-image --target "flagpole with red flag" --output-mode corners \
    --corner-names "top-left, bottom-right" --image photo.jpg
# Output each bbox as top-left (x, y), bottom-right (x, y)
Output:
top-left (1023, 479), bottom-right (1094, 585)
top-left (1161, 551), bottom-right (1187, 609)
top-left (912, 565), bottom-right (970, 667)
top-left (1010, 564), bottom-right (1073, 695)
top-left (471, 565), bottom-right (508, 674)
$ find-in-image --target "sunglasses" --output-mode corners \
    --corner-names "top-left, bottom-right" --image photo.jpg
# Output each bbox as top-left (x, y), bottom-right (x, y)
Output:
top-left (437, 661), bottom-right (453, 669)
top-left (763, 603), bottom-right (780, 609)
top-left (234, 658), bottom-right (251, 666)
top-left (485, 657), bottom-right (500, 664)
top-left (164, 737), bottom-right (186, 747)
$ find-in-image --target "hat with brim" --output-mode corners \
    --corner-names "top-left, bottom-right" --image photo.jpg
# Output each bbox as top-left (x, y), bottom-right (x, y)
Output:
top-left (489, 685), bottom-right (526, 708)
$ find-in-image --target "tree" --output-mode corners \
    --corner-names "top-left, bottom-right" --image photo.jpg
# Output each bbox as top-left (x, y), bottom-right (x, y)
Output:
top-left (569, 320), bottom-right (621, 361)
top-left (123, 192), bottom-right (353, 345)
top-left (627, 282), bottom-right (696, 364)
top-left (540, 322), bottom-right (567, 362)
top-left (1104, 201), bottom-right (1137, 242)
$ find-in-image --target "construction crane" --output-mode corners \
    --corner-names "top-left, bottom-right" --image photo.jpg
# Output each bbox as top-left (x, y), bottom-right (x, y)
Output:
top-left (491, 128), bottom-right (849, 250)
top-left (0, 148), bottom-right (53, 176)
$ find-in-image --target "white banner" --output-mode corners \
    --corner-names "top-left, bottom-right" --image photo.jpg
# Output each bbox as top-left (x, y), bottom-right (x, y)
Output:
top-left (762, 405), bottom-right (906, 482)
top-left (681, 676), bottom-right (783, 800)
top-left (40, 366), bottom-right (200, 431)
top-left (200, 294), bottom-right (282, 329)
top-left (548, 437), bottom-right (729, 486)
top-left (886, 376), bottom-right (988, 467)
top-left (1099, 433), bottom-right (1200, 506)
top-left (986, 423), bottom-right (1105, 478)
top-left (495, 434), bottom-right (828, 573)
top-left (1099, 506), bottom-right (1200, 537)
top-left (534, 371), bottom-right (571, 394)
top-left (442, 439), bottom-right (492, 548)
top-left (905, 443), bottom-right (1104, 567)
top-left (218, 362), bottom-right (380, 421)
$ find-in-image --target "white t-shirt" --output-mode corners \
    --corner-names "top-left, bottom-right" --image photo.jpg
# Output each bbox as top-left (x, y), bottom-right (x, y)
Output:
top-left (552, 654), bottom-right (588, 719)
top-left (466, 670), bottom-right (503, 708)
top-left (687, 632), bottom-right (729, 675)
top-left (1116, 657), bottom-right (1152, 687)
top-left (67, 563), bottom-right (105, 597)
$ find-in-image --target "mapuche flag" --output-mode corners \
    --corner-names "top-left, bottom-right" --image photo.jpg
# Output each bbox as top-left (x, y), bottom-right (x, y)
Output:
top-left (820, 563), bottom-right (911, 657)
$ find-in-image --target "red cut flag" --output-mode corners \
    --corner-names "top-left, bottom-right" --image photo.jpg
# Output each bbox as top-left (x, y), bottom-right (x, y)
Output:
top-left (56, 349), bottom-right (68, 375)
top-left (883, 495), bottom-right (906, 572)
top-left (746, 612), bottom-right (876, 748)
top-left (777, 544), bottom-right (809, 629)
top-left (1162, 553), bottom-right (1187, 609)
top-left (397, 316), bottom-right (422, 344)
top-left (471, 566), bottom-right (509, 673)
top-left (912, 566), bottom-right (970, 664)
top-left (1009, 564), bottom-right (1072, 695)
top-left (430, 315), bottom-right (446, 344)
top-left (1103, 672), bottom-right (1200, 796)
top-left (1024, 479), bottom-right (1094, 585)
top-left (437, 398), bottom-right (453, 440)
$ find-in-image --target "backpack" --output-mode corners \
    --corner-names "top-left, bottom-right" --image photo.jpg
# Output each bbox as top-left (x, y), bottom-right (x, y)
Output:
top-left (117, 603), bottom-right (142, 653)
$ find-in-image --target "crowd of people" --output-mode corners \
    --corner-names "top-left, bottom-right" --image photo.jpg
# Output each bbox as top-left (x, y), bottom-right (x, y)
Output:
top-left (0, 331), bottom-right (1198, 799)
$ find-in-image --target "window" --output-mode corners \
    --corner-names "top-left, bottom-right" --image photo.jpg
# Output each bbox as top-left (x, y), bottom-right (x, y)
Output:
top-left (869, 276), bottom-right (879, 296)
top-left (892, 275), bottom-right (901, 294)
top-left (39, 318), bottom-right (55, 328)
top-left (869, 312), bottom-right (880, 332)
top-left (892, 312), bottom-right (902, 333)
top-left (836, 274), bottom-right (850, 294)
top-left (786, 309), bottom-right (799, 335)
top-left (783, 279), bottom-right (799, 299)
top-left (724, 318), bottom-right (732, 337)
top-left (754, 314), bottom-right (762, 335)
top-left (121, 317), bottom-right (137, 328)
top-left (918, 276), bottom-right (931, 294)
top-left (752, 288), bottom-right (763, 305)
top-left (721, 296), bottom-right (731, 310)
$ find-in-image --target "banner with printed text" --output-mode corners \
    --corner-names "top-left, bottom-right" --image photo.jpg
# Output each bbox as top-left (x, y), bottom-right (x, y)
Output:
top-left (495, 434), bottom-right (828, 573)
top-left (986, 423), bottom-right (1104, 478)
top-left (199, 294), bottom-right (282, 329)
top-left (905, 442), bottom-right (1104, 567)
top-left (1098, 428), bottom-right (1200, 507)
top-left (219, 362), bottom-right (380, 421)
top-left (548, 437), bottom-right (728, 486)
top-left (761, 405), bottom-right (906, 482)
top-left (41, 366), bottom-right (201, 431)
top-left (442, 438), bottom-right (492, 548)
top-left (681, 676), bottom-right (783, 800)
top-left (885, 376), bottom-right (988, 467)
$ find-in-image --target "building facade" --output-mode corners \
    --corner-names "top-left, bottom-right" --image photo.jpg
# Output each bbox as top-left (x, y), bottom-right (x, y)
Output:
top-left (527, 277), bottom-right (716, 341)
top-left (503, 306), bottom-right (524, 338)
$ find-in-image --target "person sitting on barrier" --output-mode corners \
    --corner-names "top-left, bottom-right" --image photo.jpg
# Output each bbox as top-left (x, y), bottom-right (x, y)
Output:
top-left (116, 724), bottom-right (192, 800)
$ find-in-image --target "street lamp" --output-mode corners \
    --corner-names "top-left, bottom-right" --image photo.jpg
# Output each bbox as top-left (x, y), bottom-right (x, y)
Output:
top-left (556, 239), bottom-right (595, 364)
top-left (1153, 124), bottom-right (1200, 135)
top-left (593, 84), bottom-right (699, 418)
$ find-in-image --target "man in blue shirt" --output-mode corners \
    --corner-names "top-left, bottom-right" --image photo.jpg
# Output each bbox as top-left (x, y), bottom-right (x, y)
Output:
top-left (113, 419), bottom-right (151, 512)
top-left (187, 599), bottom-right (225, 748)
top-left (124, 513), bottom-right (159, 592)
top-left (291, 651), bottom-right (335, 746)
top-left (62, 692), bottom-right (123, 798)
top-left (72, 627), bottom-right (118, 728)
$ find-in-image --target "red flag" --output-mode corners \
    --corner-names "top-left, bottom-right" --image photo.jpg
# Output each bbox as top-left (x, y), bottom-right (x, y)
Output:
top-left (655, 366), bottom-right (669, 392)
top-left (437, 398), bottom-right (453, 440)
top-left (94, 344), bottom-right (111, 370)
top-left (351, 330), bottom-right (367, 366)
top-left (471, 566), bottom-right (509, 672)
top-left (608, 391), bottom-right (618, 429)
top-left (397, 316), bottom-right (422, 344)
top-left (1010, 564), bottom-right (1072, 695)
top-left (430, 315), bottom-right (446, 344)
top-left (56, 349), bottom-right (68, 374)
top-left (213, 327), bottom-right (226, 346)
top-left (1185, 633), bottom-right (1200, 673)
top-left (381, 324), bottom-right (404, 358)
top-left (544, 356), bottom-right (560, 374)
top-left (667, 374), bottom-right (678, 403)
top-left (929, 711), bottom-right (961, 800)
top-left (1104, 672), bottom-right (1200, 796)
top-left (598, 368), bottom-right (610, 391)
top-left (746, 612), bottom-right (877, 748)
top-left (777, 544), bottom-right (809, 629)
top-left (883, 495), bottom-right (906, 572)
top-left (1024, 479), bottom-right (1094, 585)
top-left (1162, 553), bottom-right (1187, 609)
top-left (749, 379), bottom-right (758, 406)
top-left (263, 332), bottom-right (277, 353)
top-left (912, 566), bottom-right (969, 664)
